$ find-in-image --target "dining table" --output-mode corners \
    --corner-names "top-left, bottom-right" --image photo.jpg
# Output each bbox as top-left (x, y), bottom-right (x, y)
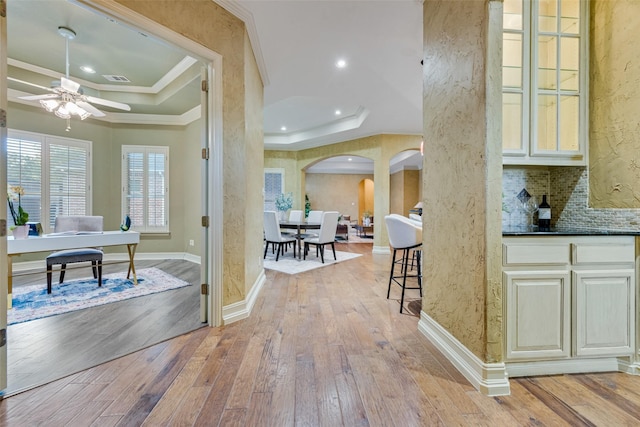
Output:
top-left (279, 220), bottom-right (321, 259)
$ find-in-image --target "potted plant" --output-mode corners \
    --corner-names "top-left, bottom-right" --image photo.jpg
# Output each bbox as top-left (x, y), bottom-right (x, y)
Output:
top-left (275, 192), bottom-right (293, 221)
top-left (7, 184), bottom-right (29, 239)
top-left (363, 210), bottom-right (371, 226)
top-left (304, 194), bottom-right (311, 218)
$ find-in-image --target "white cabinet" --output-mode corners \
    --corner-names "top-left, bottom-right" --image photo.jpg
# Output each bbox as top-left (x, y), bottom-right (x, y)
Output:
top-left (502, 0), bottom-right (588, 166)
top-left (503, 236), bottom-right (636, 369)
top-left (573, 270), bottom-right (635, 357)
top-left (504, 270), bottom-right (570, 360)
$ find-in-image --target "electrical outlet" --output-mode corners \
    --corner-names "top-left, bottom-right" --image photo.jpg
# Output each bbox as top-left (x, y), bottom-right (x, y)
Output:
top-left (189, 239), bottom-right (195, 246)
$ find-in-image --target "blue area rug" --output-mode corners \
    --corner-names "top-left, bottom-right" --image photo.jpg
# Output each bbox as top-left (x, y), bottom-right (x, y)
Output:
top-left (9, 268), bottom-right (191, 325)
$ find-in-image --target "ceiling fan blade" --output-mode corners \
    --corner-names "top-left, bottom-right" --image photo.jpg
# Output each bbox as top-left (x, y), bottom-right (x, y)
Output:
top-left (8, 77), bottom-right (56, 93)
top-left (60, 77), bottom-right (81, 93)
top-left (19, 93), bottom-right (60, 101)
top-left (76, 101), bottom-right (106, 117)
top-left (85, 95), bottom-right (131, 112)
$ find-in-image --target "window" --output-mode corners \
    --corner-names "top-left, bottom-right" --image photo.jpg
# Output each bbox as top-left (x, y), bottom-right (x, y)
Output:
top-left (7, 130), bottom-right (92, 232)
top-left (502, 0), bottom-right (586, 160)
top-left (264, 168), bottom-right (284, 212)
top-left (122, 145), bottom-right (169, 233)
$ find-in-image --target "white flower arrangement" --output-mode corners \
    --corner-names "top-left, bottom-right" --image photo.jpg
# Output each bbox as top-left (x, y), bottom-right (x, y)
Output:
top-left (275, 192), bottom-right (293, 211)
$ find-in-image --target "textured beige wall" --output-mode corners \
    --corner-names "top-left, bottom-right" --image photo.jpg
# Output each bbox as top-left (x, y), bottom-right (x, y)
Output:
top-left (403, 170), bottom-right (420, 215)
top-left (422, 0), bottom-right (503, 361)
top-left (589, 0), bottom-right (640, 208)
top-left (390, 171), bottom-right (404, 214)
top-left (115, 0), bottom-right (262, 306)
top-left (305, 173), bottom-right (372, 220)
top-left (244, 31), bottom-right (264, 288)
top-left (265, 134), bottom-right (422, 248)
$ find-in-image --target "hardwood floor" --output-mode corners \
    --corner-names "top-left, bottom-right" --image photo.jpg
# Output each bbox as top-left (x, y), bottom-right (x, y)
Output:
top-left (6, 259), bottom-right (203, 396)
top-left (2, 243), bottom-right (640, 425)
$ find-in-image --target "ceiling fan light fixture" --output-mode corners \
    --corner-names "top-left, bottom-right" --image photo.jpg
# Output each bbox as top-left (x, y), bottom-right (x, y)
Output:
top-left (18, 24), bottom-right (130, 129)
top-left (54, 104), bottom-right (71, 120)
top-left (40, 99), bottom-right (60, 112)
top-left (65, 101), bottom-right (86, 119)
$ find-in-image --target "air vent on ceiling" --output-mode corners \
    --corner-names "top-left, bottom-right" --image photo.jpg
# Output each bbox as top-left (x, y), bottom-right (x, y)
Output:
top-left (102, 75), bottom-right (131, 83)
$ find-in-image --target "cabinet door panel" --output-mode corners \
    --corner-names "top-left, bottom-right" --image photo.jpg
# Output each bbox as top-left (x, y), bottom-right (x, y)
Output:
top-left (573, 270), bottom-right (635, 357)
top-left (505, 270), bottom-right (571, 360)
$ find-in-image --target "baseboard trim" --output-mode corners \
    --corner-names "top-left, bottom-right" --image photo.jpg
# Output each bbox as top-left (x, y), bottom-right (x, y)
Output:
top-left (222, 269), bottom-right (267, 325)
top-left (372, 245), bottom-right (390, 255)
top-left (11, 251), bottom-right (199, 272)
top-left (418, 312), bottom-right (510, 396)
top-left (506, 357), bottom-right (621, 377)
top-left (616, 357), bottom-right (640, 376)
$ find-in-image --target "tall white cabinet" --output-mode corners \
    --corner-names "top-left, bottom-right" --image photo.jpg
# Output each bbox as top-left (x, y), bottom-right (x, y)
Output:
top-left (503, 235), bottom-right (637, 376)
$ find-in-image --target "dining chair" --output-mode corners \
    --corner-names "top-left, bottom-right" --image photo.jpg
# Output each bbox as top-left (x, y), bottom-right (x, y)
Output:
top-left (289, 210), bottom-right (304, 222)
top-left (45, 215), bottom-right (104, 294)
top-left (264, 211), bottom-right (297, 261)
top-left (299, 210), bottom-right (324, 239)
top-left (303, 211), bottom-right (339, 263)
top-left (384, 214), bottom-right (422, 313)
top-left (307, 210), bottom-right (323, 223)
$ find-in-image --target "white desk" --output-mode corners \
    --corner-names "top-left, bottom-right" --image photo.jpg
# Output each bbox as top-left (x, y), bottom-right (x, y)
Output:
top-left (7, 231), bottom-right (140, 307)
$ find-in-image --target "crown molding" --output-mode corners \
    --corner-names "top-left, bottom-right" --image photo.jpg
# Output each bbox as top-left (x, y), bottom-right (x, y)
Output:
top-left (9, 89), bottom-right (201, 126)
top-left (213, 0), bottom-right (269, 86)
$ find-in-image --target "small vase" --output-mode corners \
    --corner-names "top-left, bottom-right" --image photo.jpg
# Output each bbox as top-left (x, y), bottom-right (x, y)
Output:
top-left (12, 225), bottom-right (29, 239)
top-left (279, 210), bottom-right (288, 222)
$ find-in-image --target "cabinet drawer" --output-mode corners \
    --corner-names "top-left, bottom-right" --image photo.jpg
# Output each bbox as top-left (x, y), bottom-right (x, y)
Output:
top-left (503, 243), bottom-right (570, 266)
top-left (572, 243), bottom-right (635, 265)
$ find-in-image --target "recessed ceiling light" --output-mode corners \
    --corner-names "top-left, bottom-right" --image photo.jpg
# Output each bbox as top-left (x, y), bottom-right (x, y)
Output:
top-left (80, 65), bottom-right (96, 74)
top-left (348, 157), bottom-right (352, 162)
top-left (335, 110), bottom-right (341, 116)
top-left (336, 59), bottom-right (347, 69)
top-left (280, 126), bottom-right (287, 131)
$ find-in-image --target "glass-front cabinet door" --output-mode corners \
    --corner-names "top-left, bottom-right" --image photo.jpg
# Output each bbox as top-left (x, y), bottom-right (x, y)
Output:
top-left (502, 0), bottom-right (587, 166)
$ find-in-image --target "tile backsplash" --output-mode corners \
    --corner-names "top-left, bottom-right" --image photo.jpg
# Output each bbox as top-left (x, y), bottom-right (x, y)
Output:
top-left (502, 166), bottom-right (640, 231)
top-left (502, 167), bottom-right (550, 229)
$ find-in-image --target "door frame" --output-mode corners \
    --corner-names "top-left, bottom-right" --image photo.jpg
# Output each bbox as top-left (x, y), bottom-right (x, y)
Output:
top-left (0, 0), bottom-right (225, 391)
top-left (76, 0), bottom-right (224, 326)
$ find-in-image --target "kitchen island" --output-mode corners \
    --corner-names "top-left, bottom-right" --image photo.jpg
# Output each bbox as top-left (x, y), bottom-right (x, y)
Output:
top-left (502, 228), bottom-right (640, 377)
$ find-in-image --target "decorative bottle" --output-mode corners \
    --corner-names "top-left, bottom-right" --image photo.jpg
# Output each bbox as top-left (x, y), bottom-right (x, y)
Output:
top-left (538, 195), bottom-right (551, 231)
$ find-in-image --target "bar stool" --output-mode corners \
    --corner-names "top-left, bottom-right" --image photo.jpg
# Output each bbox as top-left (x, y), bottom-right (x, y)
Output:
top-left (384, 215), bottom-right (422, 313)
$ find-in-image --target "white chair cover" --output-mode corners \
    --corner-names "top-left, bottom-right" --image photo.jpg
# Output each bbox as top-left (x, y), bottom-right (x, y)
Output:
top-left (385, 215), bottom-right (422, 249)
top-left (265, 211), bottom-right (288, 242)
top-left (308, 211), bottom-right (339, 244)
top-left (307, 210), bottom-right (324, 223)
top-left (264, 211), bottom-right (297, 261)
top-left (289, 210), bottom-right (304, 222)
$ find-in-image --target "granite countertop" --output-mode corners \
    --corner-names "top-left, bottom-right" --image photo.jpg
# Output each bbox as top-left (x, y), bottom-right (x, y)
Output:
top-left (503, 226), bottom-right (640, 236)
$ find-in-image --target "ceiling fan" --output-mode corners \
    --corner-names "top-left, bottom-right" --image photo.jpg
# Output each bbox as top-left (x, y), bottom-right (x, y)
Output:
top-left (9, 26), bottom-right (131, 130)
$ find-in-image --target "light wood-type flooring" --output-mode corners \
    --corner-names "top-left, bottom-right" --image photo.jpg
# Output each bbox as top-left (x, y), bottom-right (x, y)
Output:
top-left (2, 243), bottom-right (640, 425)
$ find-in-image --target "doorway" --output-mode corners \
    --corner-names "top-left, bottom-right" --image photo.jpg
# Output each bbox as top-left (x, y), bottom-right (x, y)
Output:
top-left (1, 0), bottom-right (223, 395)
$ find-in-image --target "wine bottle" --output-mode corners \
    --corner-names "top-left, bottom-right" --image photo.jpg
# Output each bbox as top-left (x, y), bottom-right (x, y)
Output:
top-left (538, 195), bottom-right (551, 231)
